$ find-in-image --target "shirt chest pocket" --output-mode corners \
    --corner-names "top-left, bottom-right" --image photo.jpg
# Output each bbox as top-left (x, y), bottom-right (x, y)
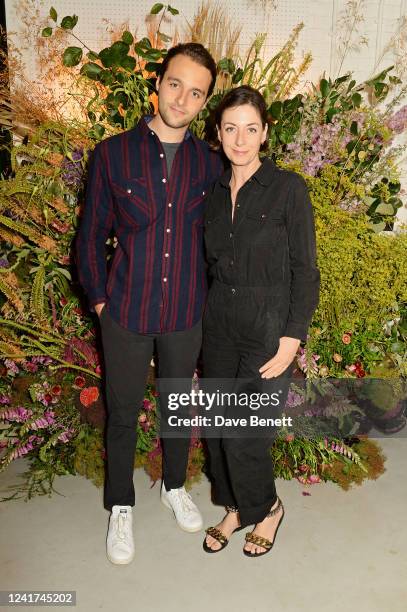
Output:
top-left (244, 210), bottom-right (286, 245)
top-left (185, 177), bottom-right (208, 215)
top-left (110, 177), bottom-right (150, 226)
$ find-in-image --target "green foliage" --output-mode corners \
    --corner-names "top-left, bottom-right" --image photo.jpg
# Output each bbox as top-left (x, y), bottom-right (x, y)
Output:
top-left (62, 46), bottom-right (83, 67)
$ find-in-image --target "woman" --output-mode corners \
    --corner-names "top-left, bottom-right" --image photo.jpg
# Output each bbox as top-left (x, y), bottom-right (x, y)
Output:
top-left (201, 85), bottom-right (320, 557)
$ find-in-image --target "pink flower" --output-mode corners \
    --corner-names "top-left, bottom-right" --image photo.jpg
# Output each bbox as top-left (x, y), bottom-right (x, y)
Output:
top-left (1, 406), bottom-right (33, 422)
top-left (143, 399), bottom-right (153, 411)
top-left (58, 430), bottom-right (73, 443)
top-left (74, 376), bottom-right (86, 388)
top-left (342, 334), bottom-right (351, 345)
top-left (285, 434), bottom-right (295, 442)
top-left (4, 359), bottom-right (19, 375)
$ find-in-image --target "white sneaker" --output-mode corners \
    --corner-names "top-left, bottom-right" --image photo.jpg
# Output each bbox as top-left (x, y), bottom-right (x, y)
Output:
top-left (160, 482), bottom-right (203, 532)
top-left (106, 505), bottom-right (135, 565)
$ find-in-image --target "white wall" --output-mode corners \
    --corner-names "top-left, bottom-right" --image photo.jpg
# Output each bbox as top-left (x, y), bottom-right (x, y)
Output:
top-left (5, 0), bottom-right (407, 225)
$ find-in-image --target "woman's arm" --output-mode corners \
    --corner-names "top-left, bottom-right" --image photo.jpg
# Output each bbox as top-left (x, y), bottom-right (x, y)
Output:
top-left (259, 173), bottom-right (320, 378)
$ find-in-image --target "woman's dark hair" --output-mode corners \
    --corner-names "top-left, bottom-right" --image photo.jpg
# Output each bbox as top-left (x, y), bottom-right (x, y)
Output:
top-left (157, 43), bottom-right (217, 99)
top-left (211, 85), bottom-right (269, 152)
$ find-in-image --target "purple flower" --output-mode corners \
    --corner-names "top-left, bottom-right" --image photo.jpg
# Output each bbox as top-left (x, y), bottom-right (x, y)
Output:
top-left (286, 389), bottom-right (304, 408)
top-left (31, 356), bottom-right (53, 366)
top-left (61, 148), bottom-right (84, 189)
top-left (57, 428), bottom-right (74, 443)
top-left (386, 104), bottom-right (407, 134)
top-left (1, 406), bottom-right (34, 422)
top-left (9, 434), bottom-right (43, 459)
top-left (0, 394), bottom-right (11, 404)
top-left (0, 257), bottom-right (9, 268)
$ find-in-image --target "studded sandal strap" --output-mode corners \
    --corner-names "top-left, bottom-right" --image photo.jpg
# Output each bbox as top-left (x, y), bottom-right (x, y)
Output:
top-left (205, 526), bottom-right (228, 545)
top-left (244, 532), bottom-right (272, 549)
top-left (266, 496), bottom-right (283, 517)
top-left (225, 505), bottom-right (239, 513)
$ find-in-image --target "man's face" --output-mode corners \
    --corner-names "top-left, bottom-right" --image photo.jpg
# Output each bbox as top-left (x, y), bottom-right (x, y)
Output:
top-left (156, 54), bottom-right (212, 129)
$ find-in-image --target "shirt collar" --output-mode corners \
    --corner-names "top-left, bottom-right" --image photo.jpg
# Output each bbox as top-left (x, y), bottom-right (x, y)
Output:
top-left (219, 157), bottom-right (277, 188)
top-left (139, 114), bottom-right (192, 141)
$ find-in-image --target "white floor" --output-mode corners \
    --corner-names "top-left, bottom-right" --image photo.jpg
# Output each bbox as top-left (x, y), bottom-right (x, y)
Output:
top-left (1, 438), bottom-right (406, 612)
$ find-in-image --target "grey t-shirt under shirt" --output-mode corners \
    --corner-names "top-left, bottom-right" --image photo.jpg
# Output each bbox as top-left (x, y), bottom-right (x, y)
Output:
top-left (161, 141), bottom-right (181, 177)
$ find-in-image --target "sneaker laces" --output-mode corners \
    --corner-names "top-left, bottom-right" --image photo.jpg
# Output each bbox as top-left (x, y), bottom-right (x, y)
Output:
top-left (175, 488), bottom-right (196, 514)
top-left (115, 511), bottom-right (130, 541)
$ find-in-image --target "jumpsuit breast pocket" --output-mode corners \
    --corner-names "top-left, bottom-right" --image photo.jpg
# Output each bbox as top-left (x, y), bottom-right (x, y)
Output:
top-left (203, 215), bottom-right (224, 264)
top-left (244, 210), bottom-right (287, 284)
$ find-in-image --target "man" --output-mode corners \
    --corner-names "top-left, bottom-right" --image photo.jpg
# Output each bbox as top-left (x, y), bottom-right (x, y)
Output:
top-left (75, 43), bottom-right (223, 565)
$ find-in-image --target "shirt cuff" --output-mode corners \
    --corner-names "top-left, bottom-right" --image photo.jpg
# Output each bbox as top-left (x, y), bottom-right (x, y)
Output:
top-left (282, 321), bottom-right (309, 343)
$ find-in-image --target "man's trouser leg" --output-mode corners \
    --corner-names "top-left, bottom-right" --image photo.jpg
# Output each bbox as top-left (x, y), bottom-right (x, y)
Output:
top-left (156, 320), bottom-right (202, 490)
top-left (99, 307), bottom-right (153, 511)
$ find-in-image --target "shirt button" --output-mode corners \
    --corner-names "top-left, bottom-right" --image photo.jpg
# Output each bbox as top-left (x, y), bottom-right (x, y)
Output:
top-left (229, 232), bottom-right (233, 238)
top-left (166, 228), bottom-right (171, 233)
top-left (231, 288), bottom-right (236, 294)
top-left (126, 188), bottom-right (132, 194)
top-left (163, 277), bottom-right (168, 282)
top-left (168, 203), bottom-right (172, 207)
top-left (160, 153), bottom-right (164, 158)
top-left (202, 191), bottom-right (206, 195)
top-left (162, 178), bottom-right (167, 183)
top-left (236, 204), bottom-right (240, 208)
top-left (164, 253), bottom-right (169, 258)
top-left (261, 214), bottom-right (266, 219)
top-left (230, 260), bottom-right (234, 266)
top-left (151, 131), bottom-right (155, 136)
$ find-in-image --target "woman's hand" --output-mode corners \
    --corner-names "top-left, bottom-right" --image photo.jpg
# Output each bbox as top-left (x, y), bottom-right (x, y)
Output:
top-left (259, 336), bottom-right (301, 378)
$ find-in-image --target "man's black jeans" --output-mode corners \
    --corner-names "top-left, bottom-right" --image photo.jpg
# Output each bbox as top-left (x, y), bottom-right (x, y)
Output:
top-left (99, 306), bottom-right (202, 512)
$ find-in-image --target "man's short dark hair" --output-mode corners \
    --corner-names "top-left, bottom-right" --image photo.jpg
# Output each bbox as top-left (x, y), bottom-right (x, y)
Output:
top-left (157, 43), bottom-right (217, 99)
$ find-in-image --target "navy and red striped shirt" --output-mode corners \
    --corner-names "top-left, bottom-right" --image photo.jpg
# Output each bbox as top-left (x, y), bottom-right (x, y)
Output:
top-left (75, 115), bottom-right (224, 333)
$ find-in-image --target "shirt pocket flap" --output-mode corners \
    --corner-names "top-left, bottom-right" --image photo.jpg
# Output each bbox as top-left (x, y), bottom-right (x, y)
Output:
top-left (204, 215), bottom-right (221, 226)
top-left (111, 176), bottom-right (147, 194)
top-left (245, 210), bottom-right (285, 223)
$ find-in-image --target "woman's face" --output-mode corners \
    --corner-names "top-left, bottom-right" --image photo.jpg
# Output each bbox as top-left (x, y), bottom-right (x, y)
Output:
top-left (217, 103), bottom-right (267, 167)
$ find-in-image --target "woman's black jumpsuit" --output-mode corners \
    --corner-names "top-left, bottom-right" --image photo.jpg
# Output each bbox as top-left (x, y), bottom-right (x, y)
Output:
top-left (202, 157), bottom-right (320, 527)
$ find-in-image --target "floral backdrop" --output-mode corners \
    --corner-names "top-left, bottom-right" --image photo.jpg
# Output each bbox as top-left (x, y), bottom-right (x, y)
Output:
top-left (0, 2), bottom-right (406, 502)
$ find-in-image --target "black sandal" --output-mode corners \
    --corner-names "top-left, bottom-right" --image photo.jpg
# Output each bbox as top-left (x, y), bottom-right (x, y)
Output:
top-left (203, 505), bottom-right (244, 553)
top-left (243, 496), bottom-right (285, 558)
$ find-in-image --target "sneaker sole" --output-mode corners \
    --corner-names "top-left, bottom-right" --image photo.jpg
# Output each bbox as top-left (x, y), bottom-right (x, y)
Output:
top-left (160, 495), bottom-right (203, 533)
top-left (106, 550), bottom-right (135, 565)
